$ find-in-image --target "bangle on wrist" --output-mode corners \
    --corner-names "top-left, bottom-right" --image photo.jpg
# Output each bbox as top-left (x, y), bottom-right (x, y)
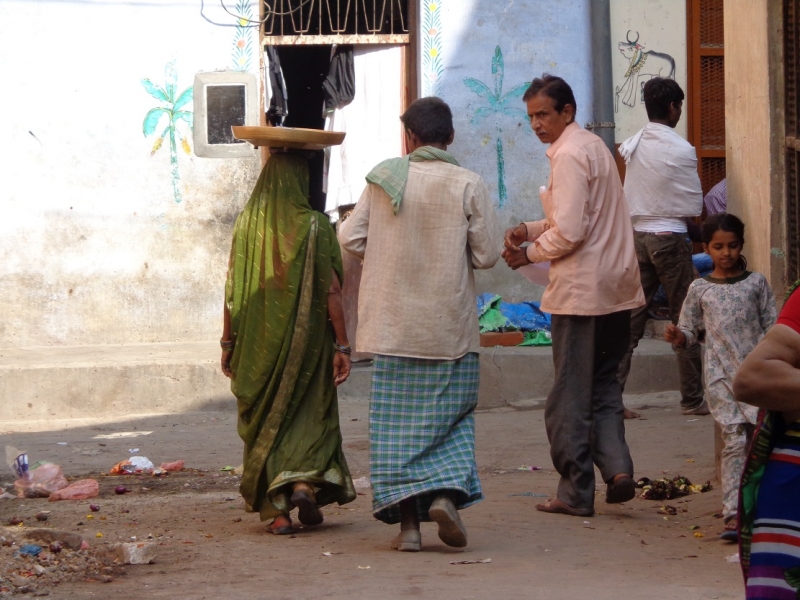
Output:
top-left (334, 343), bottom-right (352, 355)
top-left (220, 338), bottom-right (235, 350)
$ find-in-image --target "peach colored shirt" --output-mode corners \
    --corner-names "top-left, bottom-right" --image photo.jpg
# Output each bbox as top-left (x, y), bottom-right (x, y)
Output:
top-left (524, 122), bottom-right (644, 316)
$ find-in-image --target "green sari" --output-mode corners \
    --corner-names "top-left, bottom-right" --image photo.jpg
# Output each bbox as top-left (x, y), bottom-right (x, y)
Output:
top-left (226, 153), bottom-right (355, 521)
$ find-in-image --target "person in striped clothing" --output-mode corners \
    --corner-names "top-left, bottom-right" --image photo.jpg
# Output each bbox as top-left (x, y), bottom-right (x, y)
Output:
top-left (735, 281), bottom-right (800, 598)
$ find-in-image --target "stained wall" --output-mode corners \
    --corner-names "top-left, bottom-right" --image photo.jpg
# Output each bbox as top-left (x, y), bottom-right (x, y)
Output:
top-left (0, 0), bottom-right (262, 347)
top-left (723, 0), bottom-right (786, 292)
top-left (2, 0), bottom-right (640, 349)
top-left (609, 0), bottom-right (688, 142)
top-left (421, 0), bottom-right (594, 301)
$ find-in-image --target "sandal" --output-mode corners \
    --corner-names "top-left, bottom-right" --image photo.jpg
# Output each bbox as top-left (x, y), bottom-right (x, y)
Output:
top-left (267, 515), bottom-right (294, 535)
top-left (428, 496), bottom-right (468, 548)
top-left (291, 485), bottom-right (324, 526)
top-left (535, 498), bottom-right (594, 517)
top-left (720, 518), bottom-right (738, 542)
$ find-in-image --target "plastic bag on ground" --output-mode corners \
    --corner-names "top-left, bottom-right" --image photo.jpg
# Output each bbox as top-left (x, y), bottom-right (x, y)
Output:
top-left (49, 479), bottom-right (99, 501)
top-left (14, 463), bottom-right (69, 498)
top-left (6, 445), bottom-right (28, 478)
top-left (110, 456), bottom-right (155, 474)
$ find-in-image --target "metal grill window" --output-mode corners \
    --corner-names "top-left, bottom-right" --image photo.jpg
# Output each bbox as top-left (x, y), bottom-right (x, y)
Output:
top-left (689, 0), bottom-right (726, 195)
top-left (700, 157), bottom-right (726, 197)
top-left (700, 56), bottom-right (725, 150)
top-left (263, 0), bottom-right (409, 45)
top-left (785, 0), bottom-right (800, 282)
top-left (699, 0), bottom-right (724, 48)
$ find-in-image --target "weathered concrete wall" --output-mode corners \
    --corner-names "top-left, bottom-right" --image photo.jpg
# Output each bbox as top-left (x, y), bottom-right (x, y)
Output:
top-left (610, 0), bottom-right (688, 142)
top-left (0, 0), bottom-right (262, 347)
top-left (420, 0), bottom-right (594, 302)
top-left (723, 0), bottom-right (786, 292)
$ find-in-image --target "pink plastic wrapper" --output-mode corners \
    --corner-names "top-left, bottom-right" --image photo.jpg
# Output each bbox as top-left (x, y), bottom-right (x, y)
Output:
top-left (14, 463), bottom-right (69, 498)
top-left (159, 460), bottom-right (184, 472)
top-left (49, 479), bottom-right (99, 501)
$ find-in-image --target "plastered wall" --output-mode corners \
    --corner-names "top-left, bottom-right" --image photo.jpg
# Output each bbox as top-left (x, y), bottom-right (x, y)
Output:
top-left (0, 0), bottom-right (262, 347)
top-left (2, 0), bottom-right (609, 349)
top-left (610, 0), bottom-right (688, 142)
top-left (421, 0), bottom-right (594, 302)
top-left (723, 0), bottom-right (786, 291)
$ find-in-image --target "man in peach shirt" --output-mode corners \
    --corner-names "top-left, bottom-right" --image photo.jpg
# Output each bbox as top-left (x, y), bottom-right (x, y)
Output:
top-left (503, 74), bottom-right (645, 517)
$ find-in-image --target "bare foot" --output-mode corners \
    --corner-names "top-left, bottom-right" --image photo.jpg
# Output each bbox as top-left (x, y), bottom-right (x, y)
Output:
top-left (535, 498), bottom-right (594, 517)
top-left (624, 407), bottom-right (640, 419)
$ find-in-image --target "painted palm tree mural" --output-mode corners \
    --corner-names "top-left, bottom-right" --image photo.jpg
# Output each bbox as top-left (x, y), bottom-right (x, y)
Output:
top-left (142, 60), bottom-right (193, 203)
top-left (464, 46), bottom-right (530, 208)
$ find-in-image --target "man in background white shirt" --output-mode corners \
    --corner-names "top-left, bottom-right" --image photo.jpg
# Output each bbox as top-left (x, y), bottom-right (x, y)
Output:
top-left (616, 77), bottom-right (709, 416)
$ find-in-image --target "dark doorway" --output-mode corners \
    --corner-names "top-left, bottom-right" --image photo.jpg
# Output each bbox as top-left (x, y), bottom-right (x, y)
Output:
top-left (275, 45), bottom-right (332, 214)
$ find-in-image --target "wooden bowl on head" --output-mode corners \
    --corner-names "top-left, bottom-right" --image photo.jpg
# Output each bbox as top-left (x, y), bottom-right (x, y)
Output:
top-left (231, 126), bottom-right (345, 150)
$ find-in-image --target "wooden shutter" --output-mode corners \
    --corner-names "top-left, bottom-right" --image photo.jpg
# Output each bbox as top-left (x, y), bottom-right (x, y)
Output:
top-left (687, 0), bottom-right (726, 195)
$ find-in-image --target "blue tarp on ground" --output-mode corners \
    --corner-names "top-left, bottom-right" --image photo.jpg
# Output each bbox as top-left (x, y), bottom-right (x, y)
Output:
top-left (477, 293), bottom-right (551, 333)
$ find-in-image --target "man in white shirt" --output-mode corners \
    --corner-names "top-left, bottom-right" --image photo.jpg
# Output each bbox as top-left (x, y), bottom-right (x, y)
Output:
top-left (616, 77), bottom-right (709, 416)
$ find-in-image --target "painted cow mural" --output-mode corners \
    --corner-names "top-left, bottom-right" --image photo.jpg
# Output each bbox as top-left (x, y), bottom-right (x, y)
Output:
top-left (615, 31), bottom-right (676, 112)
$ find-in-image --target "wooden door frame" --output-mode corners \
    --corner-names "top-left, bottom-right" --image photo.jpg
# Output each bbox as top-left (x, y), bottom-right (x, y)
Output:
top-left (403, 0), bottom-right (419, 111)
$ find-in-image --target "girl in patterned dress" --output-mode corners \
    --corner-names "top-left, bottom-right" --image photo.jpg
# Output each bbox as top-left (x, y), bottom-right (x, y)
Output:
top-left (665, 213), bottom-right (776, 541)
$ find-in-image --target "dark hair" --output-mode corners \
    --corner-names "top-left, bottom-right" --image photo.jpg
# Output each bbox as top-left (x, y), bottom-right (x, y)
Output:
top-left (702, 212), bottom-right (747, 270)
top-left (522, 74), bottom-right (577, 116)
top-left (400, 97), bottom-right (454, 145)
top-left (643, 77), bottom-right (685, 120)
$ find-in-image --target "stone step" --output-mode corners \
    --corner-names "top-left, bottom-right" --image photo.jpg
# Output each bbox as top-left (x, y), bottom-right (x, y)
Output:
top-left (0, 338), bottom-right (678, 421)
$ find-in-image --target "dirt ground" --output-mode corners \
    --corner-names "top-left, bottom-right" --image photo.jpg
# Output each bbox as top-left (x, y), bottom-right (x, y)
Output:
top-left (0, 391), bottom-right (744, 599)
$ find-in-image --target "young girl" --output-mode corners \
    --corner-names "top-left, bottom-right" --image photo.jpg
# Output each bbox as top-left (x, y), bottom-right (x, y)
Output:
top-left (665, 213), bottom-right (776, 542)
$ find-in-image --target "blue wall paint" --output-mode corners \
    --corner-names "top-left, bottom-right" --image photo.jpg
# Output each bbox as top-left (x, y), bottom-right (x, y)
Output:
top-left (434, 0), bottom-right (593, 300)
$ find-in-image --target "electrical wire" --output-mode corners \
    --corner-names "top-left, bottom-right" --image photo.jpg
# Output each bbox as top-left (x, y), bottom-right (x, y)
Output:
top-left (200, 0), bottom-right (317, 27)
top-left (200, 0), bottom-right (256, 26)
top-left (231, 0), bottom-right (316, 19)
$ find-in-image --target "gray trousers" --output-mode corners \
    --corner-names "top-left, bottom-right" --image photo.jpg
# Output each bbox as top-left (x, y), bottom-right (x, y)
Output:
top-left (546, 310), bottom-right (635, 511)
top-left (616, 231), bottom-right (704, 410)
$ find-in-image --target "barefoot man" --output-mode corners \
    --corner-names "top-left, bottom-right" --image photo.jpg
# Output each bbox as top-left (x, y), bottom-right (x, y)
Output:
top-left (502, 75), bottom-right (645, 517)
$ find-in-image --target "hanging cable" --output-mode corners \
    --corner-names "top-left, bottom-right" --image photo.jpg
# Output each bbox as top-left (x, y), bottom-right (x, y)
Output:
top-left (200, 0), bottom-right (317, 27)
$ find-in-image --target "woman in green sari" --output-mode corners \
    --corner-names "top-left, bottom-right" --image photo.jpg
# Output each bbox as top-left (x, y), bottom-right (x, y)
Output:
top-left (220, 152), bottom-right (356, 535)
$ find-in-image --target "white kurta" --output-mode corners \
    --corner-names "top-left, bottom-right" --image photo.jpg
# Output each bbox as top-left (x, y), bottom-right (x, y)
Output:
top-left (338, 160), bottom-right (502, 360)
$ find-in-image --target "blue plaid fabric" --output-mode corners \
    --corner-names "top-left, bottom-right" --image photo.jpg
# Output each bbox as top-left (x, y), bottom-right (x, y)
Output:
top-left (369, 352), bottom-right (483, 524)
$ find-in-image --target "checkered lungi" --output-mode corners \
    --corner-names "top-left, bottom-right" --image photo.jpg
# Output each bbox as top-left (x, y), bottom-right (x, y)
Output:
top-left (369, 352), bottom-right (483, 524)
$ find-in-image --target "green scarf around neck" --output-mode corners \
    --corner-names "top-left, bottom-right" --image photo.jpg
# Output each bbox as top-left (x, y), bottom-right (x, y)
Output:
top-left (365, 146), bottom-right (460, 215)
